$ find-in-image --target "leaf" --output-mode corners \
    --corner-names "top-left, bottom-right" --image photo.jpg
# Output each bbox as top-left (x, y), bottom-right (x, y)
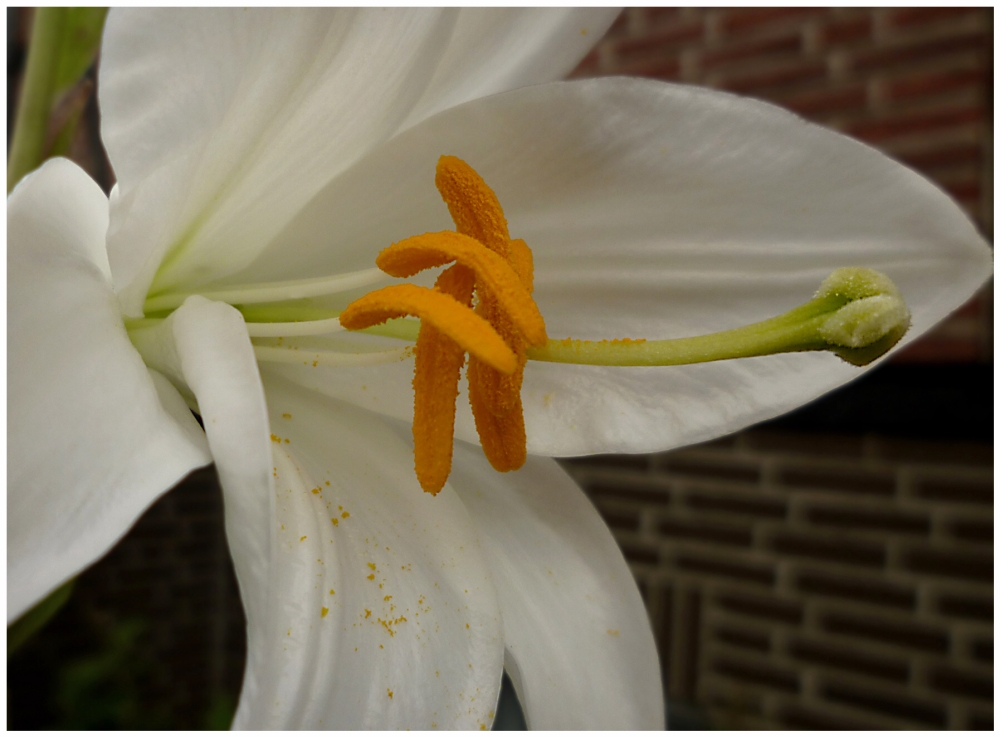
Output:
top-left (53, 8), bottom-right (108, 95)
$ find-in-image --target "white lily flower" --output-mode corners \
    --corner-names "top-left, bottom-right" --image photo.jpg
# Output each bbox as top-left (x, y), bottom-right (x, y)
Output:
top-left (8, 7), bottom-right (991, 731)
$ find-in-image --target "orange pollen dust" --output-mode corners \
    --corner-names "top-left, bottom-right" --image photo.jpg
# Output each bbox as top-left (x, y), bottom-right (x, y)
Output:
top-left (339, 155), bottom-right (547, 495)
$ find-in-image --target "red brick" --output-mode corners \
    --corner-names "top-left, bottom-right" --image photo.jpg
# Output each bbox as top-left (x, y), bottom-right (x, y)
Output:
top-left (658, 517), bottom-right (753, 547)
top-left (779, 464), bottom-right (895, 496)
top-left (610, 19), bottom-right (704, 64)
top-left (804, 504), bottom-right (930, 535)
top-left (616, 56), bottom-right (682, 81)
top-left (823, 680), bottom-right (946, 727)
top-left (701, 33), bottom-right (802, 70)
top-left (818, 15), bottom-right (872, 48)
top-left (795, 569), bottom-right (915, 610)
top-left (913, 475), bottom-right (992, 505)
top-left (584, 480), bottom-right (670, 505)
top-left (662, 456), bottom-right (760, 483)
top-left (685, 489), bottom-right (787, 519)
top-left (780, 704), bottom-right (883, 730)
top-left (821, 611), bottom-right (948, 652)
top-left (851, 32), bottom-right (990, 74)
top-left (770, 531), bottom-right (886, 568)
top-left (948, 517), bottom-right (993, 543)
top-left (777, 84), bottom-right (867, 116)
top-left (712, 624), bottom-right (770, 652)
top-left (716, 591), bottom-right (803, 624)
top-left (712, 656), bottom-right (799, 692)
top-left (721, 59), bottom-right (828, 94)
top-left (676, 554), bottom-right (775, 585)
top-left (886, 7), bottom-right (986, 30)
top-left (718, 7), bottom-right (825, 36)
top-left (847, 107), bottom-right (983, 143)
top-left (904, 546), bottom-right (992, 582)
top-left (886, 68), bottom-right (987, 102)
top-left (789, 637), bottom-right (909, 682)
top-left (937, 593), bottom-right (992, 622)
top-left (971, 639), bottom-right (992, 663)
top-left (927, 664), bottom-right (993, 701)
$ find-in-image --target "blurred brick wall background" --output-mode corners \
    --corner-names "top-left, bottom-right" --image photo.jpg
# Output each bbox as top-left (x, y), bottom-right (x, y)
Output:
top-left (8, 7), bottom-right (993, 731)
top-left (573, 6), bottom-right (993, 364)
top-left (565, 7), bottom-right (994, 730)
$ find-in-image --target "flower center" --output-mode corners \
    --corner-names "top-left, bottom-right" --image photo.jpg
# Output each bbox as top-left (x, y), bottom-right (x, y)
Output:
top-left (128, 158), bottom-right (912, 498)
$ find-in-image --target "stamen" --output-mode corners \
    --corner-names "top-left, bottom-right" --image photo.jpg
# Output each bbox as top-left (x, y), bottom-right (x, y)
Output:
top-left (144, 267), bottom-right (387, 313)
top-left (411, 265), bottom-right (475, 495)
top-left (435, 156), bottom-right (530, 473)
top-left (376, 232), bottom-right (547, 346)
top-left (253, 344), bottom-right (411, 367)
top-left (339, 283), bottom-right (517, 375)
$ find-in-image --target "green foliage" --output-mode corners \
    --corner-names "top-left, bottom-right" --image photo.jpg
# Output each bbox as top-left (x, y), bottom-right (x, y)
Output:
top-left (52, 8), bottom-right (108, 96)
top-left (7, 579), bottom-right (75, 658)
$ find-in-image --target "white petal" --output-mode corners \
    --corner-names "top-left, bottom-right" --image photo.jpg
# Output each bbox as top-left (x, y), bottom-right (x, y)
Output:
top-left (244, 77), bottom-right (993, 455)
top-left (448, 445), bottom-right (664, 729)
top-left (397, 8), bottom-right (619, 131)
top-left (7, 159), bottom-right (210, 622)
top-left (234, 374), bottom-right (502, 729)
top-left (100, 8), bottom-right (457, 314)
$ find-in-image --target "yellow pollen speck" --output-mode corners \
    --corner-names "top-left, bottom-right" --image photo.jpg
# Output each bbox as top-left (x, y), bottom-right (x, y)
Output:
top-left (480, 724), bottom-right (486, 730)
top-left (465, 623), bottom-right (470, 629)
top-left (321, 607), bottom-right (329, 618)
top-left (330, 589), bottom-right (335, 595)
top-left (299, 536), bottom-right (307, 542)
top-left (312, 360), bottom-right (318, 367)
top-left (384, 595), bottom-right (392, 601)
top-left (284, 438), bottom-right (290, 444)
top-left (325, 481), bottom-right (330, 486)
top-left (364, 609), bottom-right (372, 619)
top-left (311, 487), bottom-right (320, 494)
top-left (379, 644), bottom-right (384, 649)
top-left (387, 689), bottom-right (393, 699)
top-left (342, 511), bottom-right (350, 518)
top-left (331, 518), bottom-right (339, 526)
top-left (282, 413), bottom-right (292, 419)
top-left (270, 434), bottom-right (281, 443)
top-left (368, 574), bottom-right (375, 581)
top-left (368, 562), bottom-right (377, 570)
top-left (607, 629), bottom-right (620, 636)
top-left (581, 28), bottom-right (587, 34)
top-left (338, 505), bottom-right (343, 510)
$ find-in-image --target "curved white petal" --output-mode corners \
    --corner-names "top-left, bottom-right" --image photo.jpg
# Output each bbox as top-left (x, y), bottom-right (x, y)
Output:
top-left (448, 445), bottom-right (664, 729)
top-left (7, 159), bottom-right (210, 622)
top-left (236, 374), bottom-right (503, 729)
top-left (258, 77), bottom-right (992, 455)
top-left (100, 8), bottom-right (457, 314)
top-left (398, 8), bottom-right (619, 131)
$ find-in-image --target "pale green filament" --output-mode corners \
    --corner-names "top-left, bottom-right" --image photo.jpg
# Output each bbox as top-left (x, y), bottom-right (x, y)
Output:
top-left (128, 267), bottom-right (910, 370)
top-left (143, 266), bottom-right (386, 313)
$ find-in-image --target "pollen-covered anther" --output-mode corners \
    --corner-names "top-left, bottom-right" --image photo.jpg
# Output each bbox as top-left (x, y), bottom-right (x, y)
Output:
top-left (376, 231), bottom-right (547, 347)
top-left (338, 283), bottom-right (517, 375)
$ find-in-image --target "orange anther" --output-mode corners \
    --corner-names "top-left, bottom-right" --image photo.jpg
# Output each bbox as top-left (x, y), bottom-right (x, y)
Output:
top-left (339, 283), bottom-right (516, 374)
top-left (376, 231), bottom-right (546, 347)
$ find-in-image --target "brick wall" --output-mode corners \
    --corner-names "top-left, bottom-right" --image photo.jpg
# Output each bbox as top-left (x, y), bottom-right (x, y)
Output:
top-left (565, 429), bottom-right (993, 729)
top-left (572, 7), bottom-right (994, 364)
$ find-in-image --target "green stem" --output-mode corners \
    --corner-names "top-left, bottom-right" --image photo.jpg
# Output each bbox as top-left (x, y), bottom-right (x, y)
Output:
top-left (7, 8), bottom-right (66, 193)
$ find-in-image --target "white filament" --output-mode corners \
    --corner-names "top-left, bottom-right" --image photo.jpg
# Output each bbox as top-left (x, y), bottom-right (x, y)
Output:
top-left (245, 317), bottom-right (344, 337)
top-left (253, 344), bottom-right (412, 367)
top-left (145, 267), bottom-right (387, 312)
